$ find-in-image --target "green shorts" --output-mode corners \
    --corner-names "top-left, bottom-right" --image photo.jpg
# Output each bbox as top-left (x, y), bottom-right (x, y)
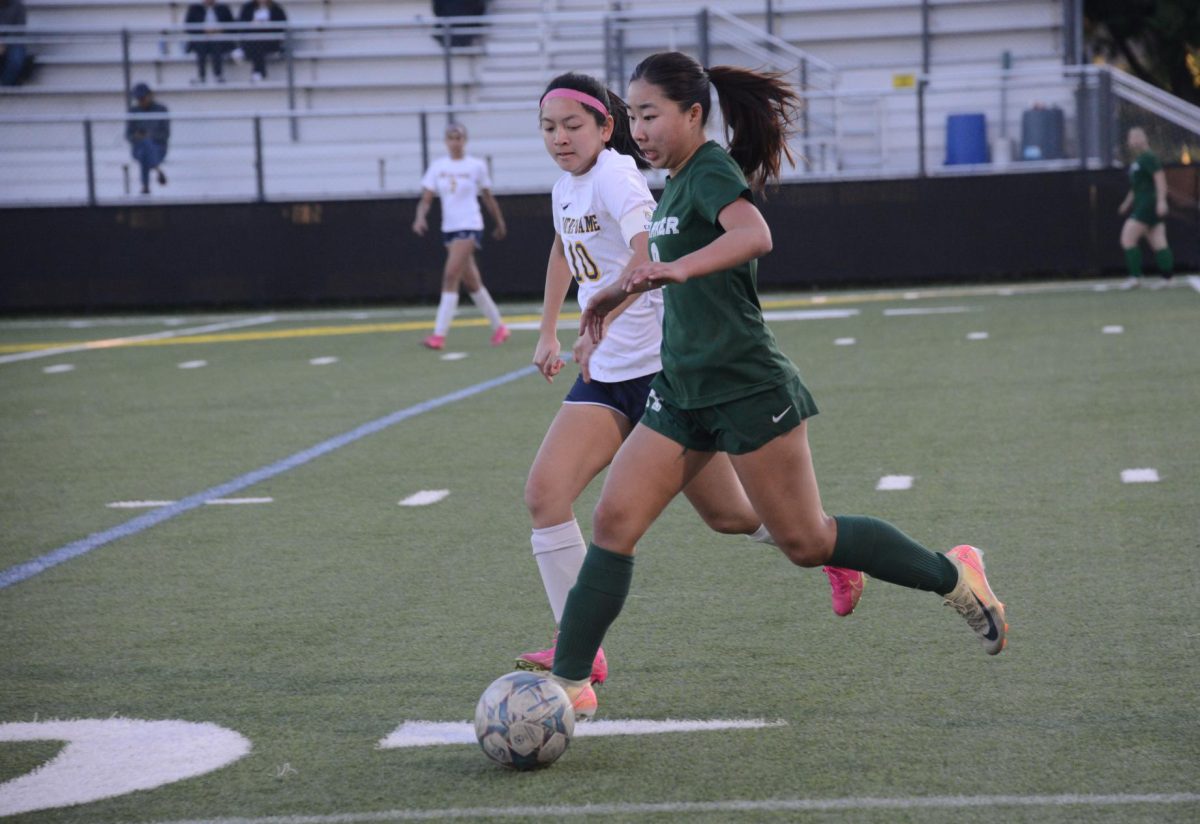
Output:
top-left (1130, 209), bottom-right (1161, 227)
top-left (640, 374), bottom-right (819, 455)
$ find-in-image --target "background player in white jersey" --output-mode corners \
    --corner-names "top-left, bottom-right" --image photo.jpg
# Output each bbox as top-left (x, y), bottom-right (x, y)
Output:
top-left (412, 122), bottom-right (510, 350)
top-left (516, 74), bottom-right (862, 707)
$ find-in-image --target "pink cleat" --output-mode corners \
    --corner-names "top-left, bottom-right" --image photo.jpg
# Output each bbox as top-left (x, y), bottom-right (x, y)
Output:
top-left (490, 325), bottom-right (511, 346)
top-left (823, 566), bottom-right (865, 616)
top-left (515, 638), bottom-right (608, 685)
top-left (549, 676), bottom-right (598, 720)
top-left (421, 334), bottom-right (445, 350)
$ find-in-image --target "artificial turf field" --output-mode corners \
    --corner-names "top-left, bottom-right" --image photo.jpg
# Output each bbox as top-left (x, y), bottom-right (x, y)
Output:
top-left (0, 279), bottom-right (1197, 823)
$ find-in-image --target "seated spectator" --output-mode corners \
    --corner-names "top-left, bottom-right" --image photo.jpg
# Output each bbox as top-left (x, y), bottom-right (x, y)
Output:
top-left (0, 0), bottom-right (28, 87)
top-left (185, 0), bottom-right (234, 84)
top-left (236, 0), bottom-right (286, 82)
top-left (126, 83), bottom-right (170, 195)
top-left (431, 0), bottom-right (487, 48)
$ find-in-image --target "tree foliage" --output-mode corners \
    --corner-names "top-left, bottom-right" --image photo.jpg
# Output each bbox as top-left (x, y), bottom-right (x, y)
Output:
top-left (1085, 0), bottom-right (1200, 106)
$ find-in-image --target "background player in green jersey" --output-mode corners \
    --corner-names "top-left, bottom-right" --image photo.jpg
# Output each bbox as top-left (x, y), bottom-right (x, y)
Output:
top-left (1118, 126), bottom-right (1174, 289)
top-left (548, 51), bottom-right (1008, 721)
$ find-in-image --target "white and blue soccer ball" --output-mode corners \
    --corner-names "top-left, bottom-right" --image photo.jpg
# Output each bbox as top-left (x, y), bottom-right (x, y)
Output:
top-left (474, 671), bottom-right (574, 770)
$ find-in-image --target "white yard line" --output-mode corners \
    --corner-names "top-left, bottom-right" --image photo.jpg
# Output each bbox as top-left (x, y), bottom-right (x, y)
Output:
top-left (0, 315), bottom-right (278, 365)
top-left (148, 792), bottom-right (1200, 823)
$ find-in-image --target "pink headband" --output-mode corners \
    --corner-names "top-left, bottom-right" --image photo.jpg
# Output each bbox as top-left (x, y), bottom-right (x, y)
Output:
top-left (540, 88), bottom-right (609, 118)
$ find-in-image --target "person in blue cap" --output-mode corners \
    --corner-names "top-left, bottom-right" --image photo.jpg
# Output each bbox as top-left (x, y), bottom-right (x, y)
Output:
top-left (126, 82), bottom-right (170, 195)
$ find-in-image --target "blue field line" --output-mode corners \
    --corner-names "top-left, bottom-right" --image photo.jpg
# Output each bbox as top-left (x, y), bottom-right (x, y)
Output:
top-left (0, 364), bottom-right (539, 591)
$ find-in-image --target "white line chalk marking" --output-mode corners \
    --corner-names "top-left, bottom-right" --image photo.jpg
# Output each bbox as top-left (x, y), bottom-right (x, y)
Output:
top-left (309, 356), bottom-right (339, 366)
top-left (440, 352), bottom-right (469, 361)
top-left (1102, 325), bottom-right (1124, 334)
top-left (149, 793), bottom-right (1200, 823)
top-left (0, 315), bottom-right (277, 366)
top-left (178, 360), bottom-right (208, 369)
top-left (42, 364), bottom-right (75, 373)
top-left (967, 331), bottom-right (990, 340)
top-left (883, 306), bottom-right (971, 316)
top-left (762, 309), bottom-right (858, 321)
top-left (876, 475), bottom-right (914, 491)
top-left (399, 490), bottom-right (450, 507)
top-left (107, 498), bottom-right (275, 509)
top-left (0, 719), bottom-right (250, 817)
top-left (1121, 468), bottom-right (1160, 484)
top-left (379, 718), bottom-right (786, 749)
top-left (834, 337), bottom-right (857, 346)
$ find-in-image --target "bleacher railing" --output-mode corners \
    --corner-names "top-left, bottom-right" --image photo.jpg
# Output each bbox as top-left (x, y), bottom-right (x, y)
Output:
top-left (2, 55), bottom-right (1198, 205)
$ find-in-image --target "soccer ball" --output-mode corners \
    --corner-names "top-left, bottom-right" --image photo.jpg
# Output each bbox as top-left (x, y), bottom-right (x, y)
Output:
top-left (474, 671), bottom-right (574, 770)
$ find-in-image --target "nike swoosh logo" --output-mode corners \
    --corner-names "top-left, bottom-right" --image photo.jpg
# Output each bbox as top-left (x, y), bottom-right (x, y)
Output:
top-left (974, 593), bottom-right (1000, 641)
top-left (561, 203), bottom-right (570, 210)
top-left (771, 405), bottom-right (793, 423)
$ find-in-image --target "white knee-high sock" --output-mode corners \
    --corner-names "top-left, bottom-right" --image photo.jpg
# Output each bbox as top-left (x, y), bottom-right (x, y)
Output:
top-left (434, 292), bottom-right (459, 337)
top-left (531, 519), bottom-right (587, 624)
top-left (469, 287), bottom-right (504, 330)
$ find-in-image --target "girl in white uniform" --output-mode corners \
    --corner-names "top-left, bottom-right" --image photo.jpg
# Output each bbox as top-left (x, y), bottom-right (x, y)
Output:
top-left (516, 73), bottom-right (861, 700)
top-left (412, 123), bottom-right (510, 350)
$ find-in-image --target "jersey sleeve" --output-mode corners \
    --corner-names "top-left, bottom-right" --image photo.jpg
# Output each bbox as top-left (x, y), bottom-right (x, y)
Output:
top-left (692, 159), bottom-right (752, 227)
top-left (1142, 152), bottom-right (1162, 174)
top-left (595, 159), bottom-right (656, 247)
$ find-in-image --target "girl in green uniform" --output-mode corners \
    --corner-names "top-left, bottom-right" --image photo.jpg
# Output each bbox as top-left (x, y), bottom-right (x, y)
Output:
top-left (1118, 126), bottom-right (1173, 289)
top-left (549, 51), bottom-right (1008, 717)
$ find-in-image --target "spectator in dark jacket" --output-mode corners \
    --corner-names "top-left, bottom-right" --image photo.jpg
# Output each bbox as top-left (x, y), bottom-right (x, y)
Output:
top-left (0, 0), bottom-right (28, 87)
top-left (236, 0), bottom-right (286, 82)
top-left (185, 0), bottom-right (234, 84)
top-left (126, 83), bottom-right (170, 195)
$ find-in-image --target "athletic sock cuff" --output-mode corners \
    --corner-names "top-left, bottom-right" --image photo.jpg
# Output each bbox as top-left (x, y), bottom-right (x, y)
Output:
top-left (531, 520), bottom-right (585, 556)
top-left (578, 543), bottom-right (634, 597)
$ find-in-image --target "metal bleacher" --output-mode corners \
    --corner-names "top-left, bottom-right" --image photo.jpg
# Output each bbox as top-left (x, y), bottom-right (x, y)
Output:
top-left (5, 0), bottom-right (1168, 207)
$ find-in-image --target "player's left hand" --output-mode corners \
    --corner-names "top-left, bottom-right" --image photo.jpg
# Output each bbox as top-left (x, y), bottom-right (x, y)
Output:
top-left (1156, 201), bottom-right (1168, 218)
top-left (623, 261), bottom-right (686, 291)
top-left (492, 223), bottom-right (508, 241)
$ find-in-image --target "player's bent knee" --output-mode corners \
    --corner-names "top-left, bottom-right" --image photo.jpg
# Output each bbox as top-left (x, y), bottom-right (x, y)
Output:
top-left (775, 534), bottom-right (834, 568)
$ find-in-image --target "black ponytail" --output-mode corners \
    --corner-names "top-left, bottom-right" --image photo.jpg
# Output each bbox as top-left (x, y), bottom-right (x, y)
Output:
top-left (630, 52), bottom-right (800, 190)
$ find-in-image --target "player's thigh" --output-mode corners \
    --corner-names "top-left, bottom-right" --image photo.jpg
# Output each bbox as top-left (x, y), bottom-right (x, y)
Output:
top-left (681, 452), bottom-right (761, 535)
top-left (1146, 222), bottom-right (1169, 251)
top-left (729, 421), bottom-right (835, 565)
top-left (442, 238), bottom-right (475, 285)
top-left (525, 402), bottom-right (631, 527)
top-left (592, 424), bottom-right (712, 554)
top-left (1120, 218), bottom-right (1147, 248)
top-left (460, 254), bottom-right (483, 292)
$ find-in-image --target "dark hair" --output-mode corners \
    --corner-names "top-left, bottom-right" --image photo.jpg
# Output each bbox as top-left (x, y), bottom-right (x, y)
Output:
top-left (541, 72), bottom-right (649, 169)
top-left (629, 51), bottom-right (800, 190)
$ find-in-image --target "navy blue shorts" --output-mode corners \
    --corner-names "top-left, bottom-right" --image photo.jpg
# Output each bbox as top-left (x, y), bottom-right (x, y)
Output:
top-left (563, 372), bottom-right (657, 424)
top-left (443, 229), bottom-right (483, 248)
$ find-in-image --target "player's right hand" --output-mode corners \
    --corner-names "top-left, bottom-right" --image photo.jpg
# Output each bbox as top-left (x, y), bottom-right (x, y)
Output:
top-left (532, 336), bottom-right (564, 383)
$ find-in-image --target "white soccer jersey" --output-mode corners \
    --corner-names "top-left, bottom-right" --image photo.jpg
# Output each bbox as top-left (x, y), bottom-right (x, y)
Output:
top-left (551, 149), bottom-right (661, 383)
top-left (420, 155), bottom-right (491, 232)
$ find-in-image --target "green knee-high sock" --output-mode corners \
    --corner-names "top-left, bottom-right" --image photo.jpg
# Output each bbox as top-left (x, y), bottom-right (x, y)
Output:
top-left (1155, 247), bottom-right (1174, 278)
top-left (552, 543), bottom-right (633, 682)
top-left (829, 515), bottom-right (958, 595)
top-left (1124, 246), bottom-right (1143, 278)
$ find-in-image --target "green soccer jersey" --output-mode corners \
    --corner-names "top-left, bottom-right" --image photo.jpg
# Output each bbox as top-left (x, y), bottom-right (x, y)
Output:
top-left (1130, 150), bottom-right (1162, 223)
top-left (648, 141), bottom-right (799, 409)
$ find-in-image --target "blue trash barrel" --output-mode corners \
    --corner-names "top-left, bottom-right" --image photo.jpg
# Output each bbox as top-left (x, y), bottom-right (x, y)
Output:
top-left (945, 113), bottom-right (989, 165)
